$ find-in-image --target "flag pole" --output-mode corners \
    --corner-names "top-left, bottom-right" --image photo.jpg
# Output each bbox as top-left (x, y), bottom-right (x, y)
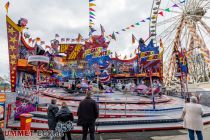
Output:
top-left (149, 69), bottom-right (155, 110)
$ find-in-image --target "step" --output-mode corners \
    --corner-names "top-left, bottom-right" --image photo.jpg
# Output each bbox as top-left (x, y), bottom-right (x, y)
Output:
top-left (8, 116), bottom-right (210, 133)
top-left (37, 105), bottom-right (183, 114)
top-left (8, 121), bottom-right (182, 133)
top-left (31, 111), bottom-right (161, 120)
top-left (30, 111), bottom-right (183, 126)
top-left (31, 115), bottom-right (182, 126)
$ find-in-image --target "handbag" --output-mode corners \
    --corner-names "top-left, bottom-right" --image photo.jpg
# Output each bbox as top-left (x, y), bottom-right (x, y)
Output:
top-left (55, 120), bottom-right (74, 133)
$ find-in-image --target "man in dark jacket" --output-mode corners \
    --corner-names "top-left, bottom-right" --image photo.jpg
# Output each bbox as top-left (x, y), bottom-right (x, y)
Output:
top-left (0, 128), bottom-right (5, 140)
top-left (77, 90), bottom-right (99, 140)
top-left (47, 99), bottom-right (59, 140)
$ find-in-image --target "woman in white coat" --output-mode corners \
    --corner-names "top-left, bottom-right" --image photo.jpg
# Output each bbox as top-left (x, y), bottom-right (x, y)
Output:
top-left (182, 96), bottom-right (203, 140)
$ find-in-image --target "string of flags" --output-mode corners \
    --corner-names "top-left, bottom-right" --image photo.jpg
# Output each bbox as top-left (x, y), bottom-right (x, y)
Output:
top-left (106, 0), bottom-right (186, 40)
top-left (89, 0), bottom-right (96, 36)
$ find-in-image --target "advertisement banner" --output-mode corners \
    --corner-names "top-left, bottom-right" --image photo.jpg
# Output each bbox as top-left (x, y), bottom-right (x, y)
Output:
top-left (0, 93), bottom-right (6, 128)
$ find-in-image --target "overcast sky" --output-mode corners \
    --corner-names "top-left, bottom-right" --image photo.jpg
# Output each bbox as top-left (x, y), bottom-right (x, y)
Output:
top-left (0, 0), bottom-right (210, 77)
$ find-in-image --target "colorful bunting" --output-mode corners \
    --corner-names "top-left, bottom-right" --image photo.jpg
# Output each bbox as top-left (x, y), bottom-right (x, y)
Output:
top-left (146, 17), bottom-right (151, 20)
top-left (111, 32), bottom-right (116, 41)
top-left (90, 15), bottom-right (95, 19)
top-left (89, 0), bottom-right (96, 36)
top-left (106, 0), bottom-right (184, 40)
top-left (89, 3), bottom-right (96, 7)
top-left (132, 34), bottom-right (136, 44)
top-left (77, 33), bottom-right (83, 42)
top-left (89, 8), bottom-right (95, 12)
top-left (180, 0), bottom-right (185, 3)
top-left (158, 11), bottom-right (164, 16)
top-left (135, 22), bottom-right (140, 25)
top-left (66, 38), bottom-right (70, 42)
top-left (172, 4), bottom-right (179, 7)
top-left (89, 12), bottom-right (95, 16)
top-left (90, 26), bottom-right (96, 33)
top-left (61, 38), bottom-right (65, 42)
top-left (165, 8), bottom-right (170, 12)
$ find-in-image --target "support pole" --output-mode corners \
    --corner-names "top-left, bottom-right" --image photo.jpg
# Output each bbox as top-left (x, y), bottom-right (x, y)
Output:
top-left (149, 69), bottom-right (155, 110)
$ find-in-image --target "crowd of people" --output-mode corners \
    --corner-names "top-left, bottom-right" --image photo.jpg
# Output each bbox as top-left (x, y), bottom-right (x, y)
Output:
top-left (47, 89), bottom-right (99, 140)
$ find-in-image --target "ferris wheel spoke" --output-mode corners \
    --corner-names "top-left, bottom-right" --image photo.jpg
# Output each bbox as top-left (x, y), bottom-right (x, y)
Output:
top-left (157, 17), bottom-right (182, 39)
top-left (201, 1), bottom-right (210, 8)
top-left (200, 20), bottom-right (210, 35)
top-left (156, 15), bottom-right (181, 27)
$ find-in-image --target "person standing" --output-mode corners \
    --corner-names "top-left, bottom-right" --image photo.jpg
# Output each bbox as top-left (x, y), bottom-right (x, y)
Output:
top-left (47, 99), bottom-right (59, 140)
top-left (56, 102), bottom-right (74, 140)
top-left (0, 128), bottom-right (5, 140)
top-left (77, 89), bottom-right (99, 140)
top-left (181, 96), bottom-right (204, 140)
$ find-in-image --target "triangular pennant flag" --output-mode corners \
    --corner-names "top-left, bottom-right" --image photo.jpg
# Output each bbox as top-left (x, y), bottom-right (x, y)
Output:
top-left (112, 32), bottom-right (116, 41)
top-left (132, 34), bottom-right (136, 44)
top-left (130, 25), bottom-right (135, 27)
top-left (77, 33), bottom-right (83, 42)
top-left (126, 27), bottom-right (130, 29)
top-left (180, 0), bottom-right (185, 3)
top-left (89, 3), bottom-right (96, 7)
top-left (89, 19), bottom-right (93, 22)
top-left (89, 12), bottom-right (95, 16)
top-left (165, 8), bottom-right (170, 12)
top-left (89, 22), bottom-right (94, 25)
top-left (5, 2), bottom-right (10, 13)
top-left (90, 15), bottom-right (95, 19)
top-left (89, 0), bottom-right (95, 2)
top-left (100, 24), bottom-right (105, 36)
top-left (172, 4), bottom-right (179, 7)
top-left (90, 26), bottom-right (96, 33)
top-left (146, 17), bottom-right (151, 20)
top-left (135, 22), bottom-right (140, 25)
top-left (115, 32), bottom-right (119, 34)
top-left (152, 15), bottom-right (157, 19)
top-left (158, 11), bottom-right (164, 16)
top-left (122, 29), bottom-right (126, 31)
top-left (141, 20), bottom-right (145, 22)
top-left (89, 8), bottom-right (95, 12)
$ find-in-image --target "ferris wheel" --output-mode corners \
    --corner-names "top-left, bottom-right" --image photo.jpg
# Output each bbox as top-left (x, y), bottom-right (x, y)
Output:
top-left (150, 0), bottom-right (210, 85)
